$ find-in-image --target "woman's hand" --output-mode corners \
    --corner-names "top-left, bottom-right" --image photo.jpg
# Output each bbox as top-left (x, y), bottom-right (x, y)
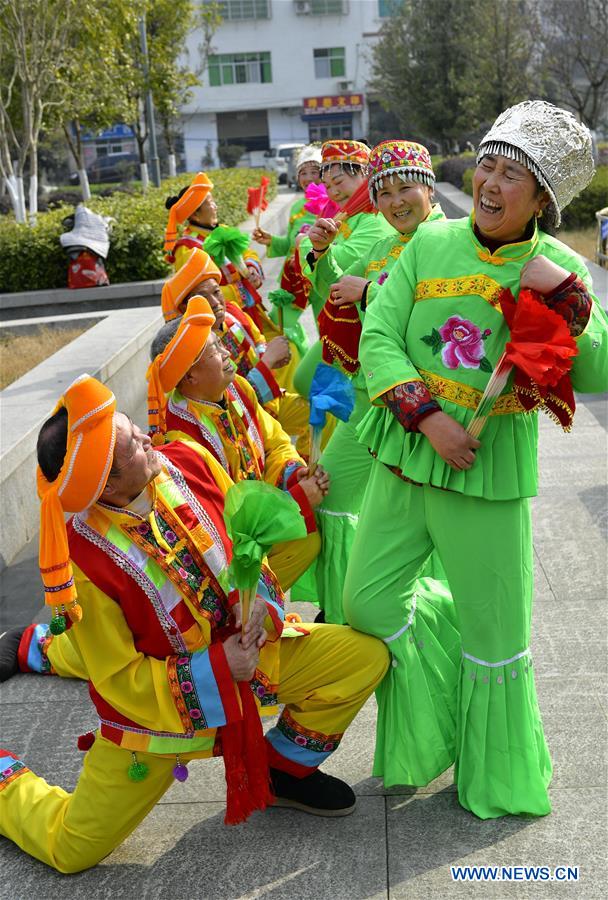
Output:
top-left (294, 464), bottom-right (330, 507)
top-left (252, 227), bottom-right (272, 246)
top-left (418, 411), bottom-right (480, 470)
top-left (520, 255), bottom-right (570, 295)
top-left (329, 275), bottom-right (368, 306)
top-left (308, 217), bottom-right (339, 252)
top-left (261, 335), bottom-right (291, 369)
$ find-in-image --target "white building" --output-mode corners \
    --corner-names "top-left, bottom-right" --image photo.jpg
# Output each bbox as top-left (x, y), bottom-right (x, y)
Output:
top-left (181, 0), bottom-right (394, 170)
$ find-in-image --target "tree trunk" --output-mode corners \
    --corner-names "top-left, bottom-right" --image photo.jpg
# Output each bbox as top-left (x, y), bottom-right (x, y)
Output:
top-left (28, 144), bottom-right (38, 225)
top-left (15, 170), bottom-right (27, 223)
top-left (168, 153), bottom-right (177, 177)
top-left (140, 161), bottom-right (149, 192)
top-left (78, 169), bottom-right (92, 201)
top-left (64, 121), bottom-right (92, 202)
top-left (5, 174), bottom-right (26, 224)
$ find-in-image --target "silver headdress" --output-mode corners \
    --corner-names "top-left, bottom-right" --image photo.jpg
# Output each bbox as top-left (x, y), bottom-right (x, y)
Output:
top-left (295, 143), bottom-right (322, 171)
top-left (477, 101), bottom-right (595, 229)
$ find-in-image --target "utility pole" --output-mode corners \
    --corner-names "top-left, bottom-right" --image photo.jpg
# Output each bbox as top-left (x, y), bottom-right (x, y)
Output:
top-left (138, 13), bottom-right (161, 188)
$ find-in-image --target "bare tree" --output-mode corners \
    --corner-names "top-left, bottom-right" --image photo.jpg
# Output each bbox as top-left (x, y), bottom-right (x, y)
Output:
top-left (0, 0), bottom-right (77, 223)
top-left (540, 0), bottom-right (608, 130)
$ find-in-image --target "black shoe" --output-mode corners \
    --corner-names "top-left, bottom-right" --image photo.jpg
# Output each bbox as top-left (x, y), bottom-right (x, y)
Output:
top-left (0, 627), bottom-right (26, 683)
top-left (270, 767), bottom-right (356, 817)
top-left (313, 609), bottom-right (326, 623)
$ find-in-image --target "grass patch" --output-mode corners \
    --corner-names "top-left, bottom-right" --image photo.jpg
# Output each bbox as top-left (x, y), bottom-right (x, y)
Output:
top-left (559, 227), bottom-right (598, 262)
top-left (0, 325), bottom-right (90, 390)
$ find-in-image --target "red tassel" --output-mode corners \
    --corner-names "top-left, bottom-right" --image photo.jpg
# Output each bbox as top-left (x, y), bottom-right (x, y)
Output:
top-left (239, 682), bottom-right (274, 811)
top-left (77, 731), bottom-right (96, 751)
top-left (221, 682), bottom-right (273, 825)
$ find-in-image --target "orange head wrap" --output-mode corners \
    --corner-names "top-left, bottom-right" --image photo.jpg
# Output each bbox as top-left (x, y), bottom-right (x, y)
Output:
top-left (161, 248), bottom-right (222, 322)
top-left (147, 295), bottom-right (216, 445)
top-left (163, 172), bottom-right (214, 257)
top-left (37, 374), bottom-right (117, 631)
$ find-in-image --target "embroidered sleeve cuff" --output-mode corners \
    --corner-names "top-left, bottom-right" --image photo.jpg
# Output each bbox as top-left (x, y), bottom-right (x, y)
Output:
top-left (288, 482), bottom-right (317, 533)
top-left (541, 273), bottom-right (592, 337)
top-left (283, 460), bottom-right (306, 491)
top-left (17, 623), bottom-right (52, 675)
top-left (384, 381), bottom-right (441, 432)
top-left (248, 360), bottom-right (282, 405)
top-left (176, 644), bottom-right (241, 730)
top-left (256, 571), bottom-right (285, 641)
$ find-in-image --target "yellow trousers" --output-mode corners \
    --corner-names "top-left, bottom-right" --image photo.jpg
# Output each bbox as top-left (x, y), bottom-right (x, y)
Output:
top-left (1, 625), bottom-right (387, 873)
top-left (265, 391), bottom-right (310, 458)
top-left (268, 529), bottom-right (320, 591)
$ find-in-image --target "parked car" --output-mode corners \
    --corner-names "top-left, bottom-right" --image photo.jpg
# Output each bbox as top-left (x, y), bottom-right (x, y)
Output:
top-left (263, 144), bottom-right (305, 184)
top-left (69, 153), bottom-right (140, 185)
top-left (235, 150), bottom-right (270, 170)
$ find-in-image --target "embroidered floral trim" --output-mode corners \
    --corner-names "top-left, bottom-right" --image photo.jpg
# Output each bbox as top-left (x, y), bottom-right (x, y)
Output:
top-left (384, 381), bottom-right (440, 431)
top-left (227, 384), bottom-right (265, 460)
top-left (250, 669), bottom-right (278, 707)
top-left (167, 655), bottom-right (196, 732)
top-left (175, 655), bottom-right (208, 729)
top-left (167, 397), bottom-right (229, 470)
top-left (73, 515), bottom-right (187, 653)
top-left (541, 274), bottom-right (591, 338)
top-left (260, 566), bottom-right (284, 613)
top-left (415, 275), bottom-right (503, 309)
top-left (277, 708), bottom-right (343, 754)
top-left (421, 316), bottom-right (493, 372)
top-left (419, 368), bottom-right (524, 414)
top-left (0, 758), bottom-right (28, 791)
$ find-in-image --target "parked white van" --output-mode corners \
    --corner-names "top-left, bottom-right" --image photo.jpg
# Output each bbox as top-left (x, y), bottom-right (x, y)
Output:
top-left (263, 144), bottom-right (305, 184)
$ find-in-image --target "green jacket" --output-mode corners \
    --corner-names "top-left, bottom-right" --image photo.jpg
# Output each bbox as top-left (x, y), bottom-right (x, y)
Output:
top-left (359, 214), bottom-right (608, 501)
top-left (267, 196), bottom-right (316, 259)
top-left (299, 210), bottom-right (396, 319)
top-left (311, 204), bottom-right (445, 317)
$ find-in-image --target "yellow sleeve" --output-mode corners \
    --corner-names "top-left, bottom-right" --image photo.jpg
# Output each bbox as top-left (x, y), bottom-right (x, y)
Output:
top-left (236, 377), bottom-right (304, 488)
top-left (69, 563), bottom-right (241, 732)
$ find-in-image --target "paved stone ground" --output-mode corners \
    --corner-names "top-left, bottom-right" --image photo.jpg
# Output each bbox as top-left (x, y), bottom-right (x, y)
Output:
top-left (1, 207), bottom-right (607, 898)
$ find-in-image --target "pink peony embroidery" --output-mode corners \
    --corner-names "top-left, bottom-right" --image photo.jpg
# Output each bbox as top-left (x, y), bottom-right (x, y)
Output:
top-left (439, 316), bottom-right (485, 368)
top-left (421, 318), bottom-right (492, 372)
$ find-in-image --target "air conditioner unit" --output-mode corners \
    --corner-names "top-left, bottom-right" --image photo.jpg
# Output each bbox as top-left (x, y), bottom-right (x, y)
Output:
top-left (338, 80), bottom-right (353, 91)
top-left (295, 0), bottom-right (311, 14)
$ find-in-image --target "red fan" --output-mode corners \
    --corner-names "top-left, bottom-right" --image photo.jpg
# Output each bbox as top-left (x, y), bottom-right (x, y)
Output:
top-left (335, 179), bottom-right (375, 221)
top-left (247, 176), bottom-right (270, 226)
top-left (467, 288), bottom-right (578, 437)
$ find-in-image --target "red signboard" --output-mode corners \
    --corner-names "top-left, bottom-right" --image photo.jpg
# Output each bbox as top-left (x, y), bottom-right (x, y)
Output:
top-left (302, 94), bottom-right (364, 116)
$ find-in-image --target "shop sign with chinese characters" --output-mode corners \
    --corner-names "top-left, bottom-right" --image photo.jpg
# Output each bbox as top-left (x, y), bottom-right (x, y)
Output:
top-left (302, 94), bottom-right (364, 116)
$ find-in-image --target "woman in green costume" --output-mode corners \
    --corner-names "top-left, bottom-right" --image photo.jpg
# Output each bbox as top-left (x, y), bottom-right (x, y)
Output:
top-left (253, 144), bottom-right (323, 360)
top-left (345, 101), bottom-right (608, 818)
top-left (303, 140), bottom-right (447, 625)
top-left (294, 139), bottom-right (395, 398)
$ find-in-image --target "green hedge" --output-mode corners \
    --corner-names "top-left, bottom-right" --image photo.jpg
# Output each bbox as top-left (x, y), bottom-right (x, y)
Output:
top-left (560, 167), bottom-right (607, 229)
top-left (461, 165), bottom-right (607, 231)
top-left (0, 169), bottom-right (277, 293)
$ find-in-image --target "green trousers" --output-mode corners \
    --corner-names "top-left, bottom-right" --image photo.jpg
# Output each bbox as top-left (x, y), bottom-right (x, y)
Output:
top-left (314, 386), bottom-right (372, 623)
top-left (344, 459), bottom-right (552, 819)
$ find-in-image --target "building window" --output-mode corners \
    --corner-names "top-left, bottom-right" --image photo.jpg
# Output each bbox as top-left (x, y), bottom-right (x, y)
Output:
top-left (208, 52), bottom-right (272, 86)
top-left (313, 47), bottom-right (345, 79)
top-left (300, 0), bottom-right (347, 15)
top-left (217, 0), bottom-right (271, 19)
top-left (378, 0), bottom-right (403, 16)
top-left (308, 116), bottom-right (353, 141)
